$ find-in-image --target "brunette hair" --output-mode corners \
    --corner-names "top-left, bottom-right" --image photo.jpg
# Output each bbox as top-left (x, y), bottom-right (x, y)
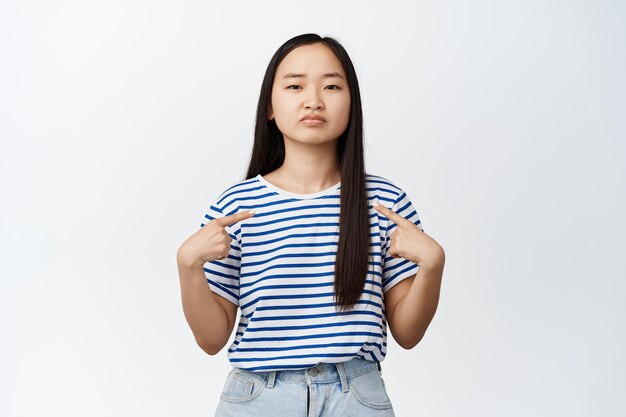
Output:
top-left (244, 33), bottom-right (369, 312)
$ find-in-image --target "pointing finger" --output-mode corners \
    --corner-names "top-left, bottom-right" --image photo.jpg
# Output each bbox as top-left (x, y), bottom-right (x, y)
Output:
top-left (216, 209), bottom-right (256, 227)
top-left (372, 201), bottom-right (406, 226)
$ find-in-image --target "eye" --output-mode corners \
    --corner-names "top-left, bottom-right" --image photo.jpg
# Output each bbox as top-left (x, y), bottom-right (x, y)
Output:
top-left (286, 85), bottom-right (341, 90)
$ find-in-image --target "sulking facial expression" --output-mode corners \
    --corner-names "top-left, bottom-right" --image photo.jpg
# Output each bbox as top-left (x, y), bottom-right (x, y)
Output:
top-left (268, 43), bottom-right (351, 145)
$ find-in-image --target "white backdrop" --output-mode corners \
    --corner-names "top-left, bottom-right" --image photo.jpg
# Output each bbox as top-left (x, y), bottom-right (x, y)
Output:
top-left (1, 1), bottom-right (624, 416)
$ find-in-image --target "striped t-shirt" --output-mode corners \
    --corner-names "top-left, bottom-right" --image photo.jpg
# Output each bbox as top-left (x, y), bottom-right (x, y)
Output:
top-left (199, 173), bottom-right (424, 372)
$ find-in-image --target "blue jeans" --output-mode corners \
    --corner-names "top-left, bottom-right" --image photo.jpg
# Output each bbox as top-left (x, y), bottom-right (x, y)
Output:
top-left (213, 356), bottom-right (396, 416)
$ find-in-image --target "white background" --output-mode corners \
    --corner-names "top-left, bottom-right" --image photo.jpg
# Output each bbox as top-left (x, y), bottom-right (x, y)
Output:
top-left (1, 1), bottom-right (624, 416)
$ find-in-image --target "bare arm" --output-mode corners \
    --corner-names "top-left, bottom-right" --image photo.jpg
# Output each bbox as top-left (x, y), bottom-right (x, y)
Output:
top-left (176, 255), bottom-right (236, 355)
top-left (176, 209), bottom-right (253, 355)
top-left (373, 201), bottom-right (445, 350)
top-left (386, 260), bottom-right (444, 349)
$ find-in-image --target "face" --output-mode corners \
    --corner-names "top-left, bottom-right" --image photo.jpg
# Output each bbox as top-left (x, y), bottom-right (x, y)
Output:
top-left (268, 43), bottom-right (351, 145)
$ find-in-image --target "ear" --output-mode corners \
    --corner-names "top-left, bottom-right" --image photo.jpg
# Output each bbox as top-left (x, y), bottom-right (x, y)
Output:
top-left (267, 105), bottom-right (273, 120)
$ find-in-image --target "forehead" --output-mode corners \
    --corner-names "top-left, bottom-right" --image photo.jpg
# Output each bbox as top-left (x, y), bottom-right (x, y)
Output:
top-left (276, 43), bottom-right (345, 78)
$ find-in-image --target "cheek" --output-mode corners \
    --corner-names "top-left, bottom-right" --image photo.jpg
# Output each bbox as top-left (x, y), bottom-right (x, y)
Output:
top-left (338, 97), bottom-right (351, 125)
top-left (271, 94), bottom-right (299, 115)
top-left (338, 94), bottom-right (351, 116)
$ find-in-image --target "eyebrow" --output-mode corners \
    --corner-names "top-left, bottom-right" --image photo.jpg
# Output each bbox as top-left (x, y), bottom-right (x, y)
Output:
top-left (281, 72), bottom-right (345, 80)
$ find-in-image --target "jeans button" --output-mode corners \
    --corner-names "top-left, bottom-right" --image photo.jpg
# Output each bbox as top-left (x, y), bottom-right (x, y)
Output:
top-left (309, 367), bottom-right (319, 376)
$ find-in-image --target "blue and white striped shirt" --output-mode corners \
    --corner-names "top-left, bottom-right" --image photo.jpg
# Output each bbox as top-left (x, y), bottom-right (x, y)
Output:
top-left (200, 173), bottom-right (424, 372)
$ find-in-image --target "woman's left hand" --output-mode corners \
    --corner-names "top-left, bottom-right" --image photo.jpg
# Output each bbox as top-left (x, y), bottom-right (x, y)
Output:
top-left (373, 202), bottom-right (445, 270)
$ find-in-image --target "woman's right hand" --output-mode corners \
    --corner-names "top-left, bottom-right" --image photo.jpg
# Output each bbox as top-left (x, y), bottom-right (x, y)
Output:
top-left (177, 209), bottom-right (256, 269)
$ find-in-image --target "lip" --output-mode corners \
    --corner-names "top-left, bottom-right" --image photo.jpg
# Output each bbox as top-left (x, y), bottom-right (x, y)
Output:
top-left (301, 119), bottom-right (326, 125)
top-left (301, 114), bottom-right (326, 122)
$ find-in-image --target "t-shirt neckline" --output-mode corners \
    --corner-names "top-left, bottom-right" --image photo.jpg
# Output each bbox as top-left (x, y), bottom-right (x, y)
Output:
top-left (256, 174), bottom-right (341, 200)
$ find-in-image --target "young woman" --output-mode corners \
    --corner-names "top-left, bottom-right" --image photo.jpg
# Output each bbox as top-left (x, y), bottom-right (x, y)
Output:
top-left (176, 33), bottom-right (445, 417)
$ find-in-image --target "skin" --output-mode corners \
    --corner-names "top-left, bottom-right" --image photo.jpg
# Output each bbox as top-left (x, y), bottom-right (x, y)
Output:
top-left (262, 42), bottom-right (446, 348)
top-left (176, 42), bottom-right (353, 354)
top-left (177, 210), bottom-right (256, 354)
top-left (373, 202), bottom-right (445, 349)
top-left (264, 42), bottom-right (350, 192)
top-left (177, 41), bottom-right (445, 354)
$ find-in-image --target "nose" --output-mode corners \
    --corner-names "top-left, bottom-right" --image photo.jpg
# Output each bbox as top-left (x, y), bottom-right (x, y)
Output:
top-left (304, 90), bottom-right (324, 110)
top-left (305, 100), bottom-right (323, 110)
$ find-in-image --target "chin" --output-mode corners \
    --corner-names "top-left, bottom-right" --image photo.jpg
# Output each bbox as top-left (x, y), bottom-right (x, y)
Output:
top-left (302, 137), bottom-right (340, 146)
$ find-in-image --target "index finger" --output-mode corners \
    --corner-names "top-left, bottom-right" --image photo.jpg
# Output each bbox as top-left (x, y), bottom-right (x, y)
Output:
top-left (372, 202), bottom-right (406, 226)
top-left (216, 209), bottom-right (256, 227)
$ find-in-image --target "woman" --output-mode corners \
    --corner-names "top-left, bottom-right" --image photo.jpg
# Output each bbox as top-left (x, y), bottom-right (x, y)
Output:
top-left (176, 32), bottom-right (445, 417)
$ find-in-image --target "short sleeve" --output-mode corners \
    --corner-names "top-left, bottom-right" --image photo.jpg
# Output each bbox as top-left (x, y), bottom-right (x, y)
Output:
top-left (199, 197), bottom-right (242, 307)
top-left (381, 188), bottom-right (424, 294)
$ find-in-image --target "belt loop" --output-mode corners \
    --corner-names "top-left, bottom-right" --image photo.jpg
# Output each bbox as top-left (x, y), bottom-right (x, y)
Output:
top-left (266, 371), bottom-right (276, 388)
top-left (335, 362), bottom-right (349, 393)
top-left (377, 361), bottom-right (381, 372)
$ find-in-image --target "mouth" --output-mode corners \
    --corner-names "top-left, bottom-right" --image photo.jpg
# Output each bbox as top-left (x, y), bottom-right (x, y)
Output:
top-left (301, 114), bottom-right (326, 122)
top-left (301, 119), bottom-right (326, 125)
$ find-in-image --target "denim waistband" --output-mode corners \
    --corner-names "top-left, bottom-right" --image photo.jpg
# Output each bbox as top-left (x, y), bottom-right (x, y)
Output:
top-left (233, 356), bottom-right (382, 391)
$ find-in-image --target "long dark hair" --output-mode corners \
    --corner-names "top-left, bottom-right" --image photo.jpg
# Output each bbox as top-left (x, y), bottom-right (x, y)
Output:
top-left (244, 33), bottom-right (369, 313)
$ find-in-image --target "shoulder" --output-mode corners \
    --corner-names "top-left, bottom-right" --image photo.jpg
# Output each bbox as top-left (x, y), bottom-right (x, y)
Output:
top-left (210, 175), bottom-right (261, 215)
top-left (365, 172), bottom-right (406, 202)
top-left (366, 172), bottom-right (423, 230)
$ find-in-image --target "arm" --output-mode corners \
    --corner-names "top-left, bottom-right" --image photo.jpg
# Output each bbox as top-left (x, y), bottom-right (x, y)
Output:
top-left (373, 199), bottom-right (445, 350)
top-left (386, 257), bottom-right (444, 349)
top-left (176, 254), bottom-right (237, 355)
